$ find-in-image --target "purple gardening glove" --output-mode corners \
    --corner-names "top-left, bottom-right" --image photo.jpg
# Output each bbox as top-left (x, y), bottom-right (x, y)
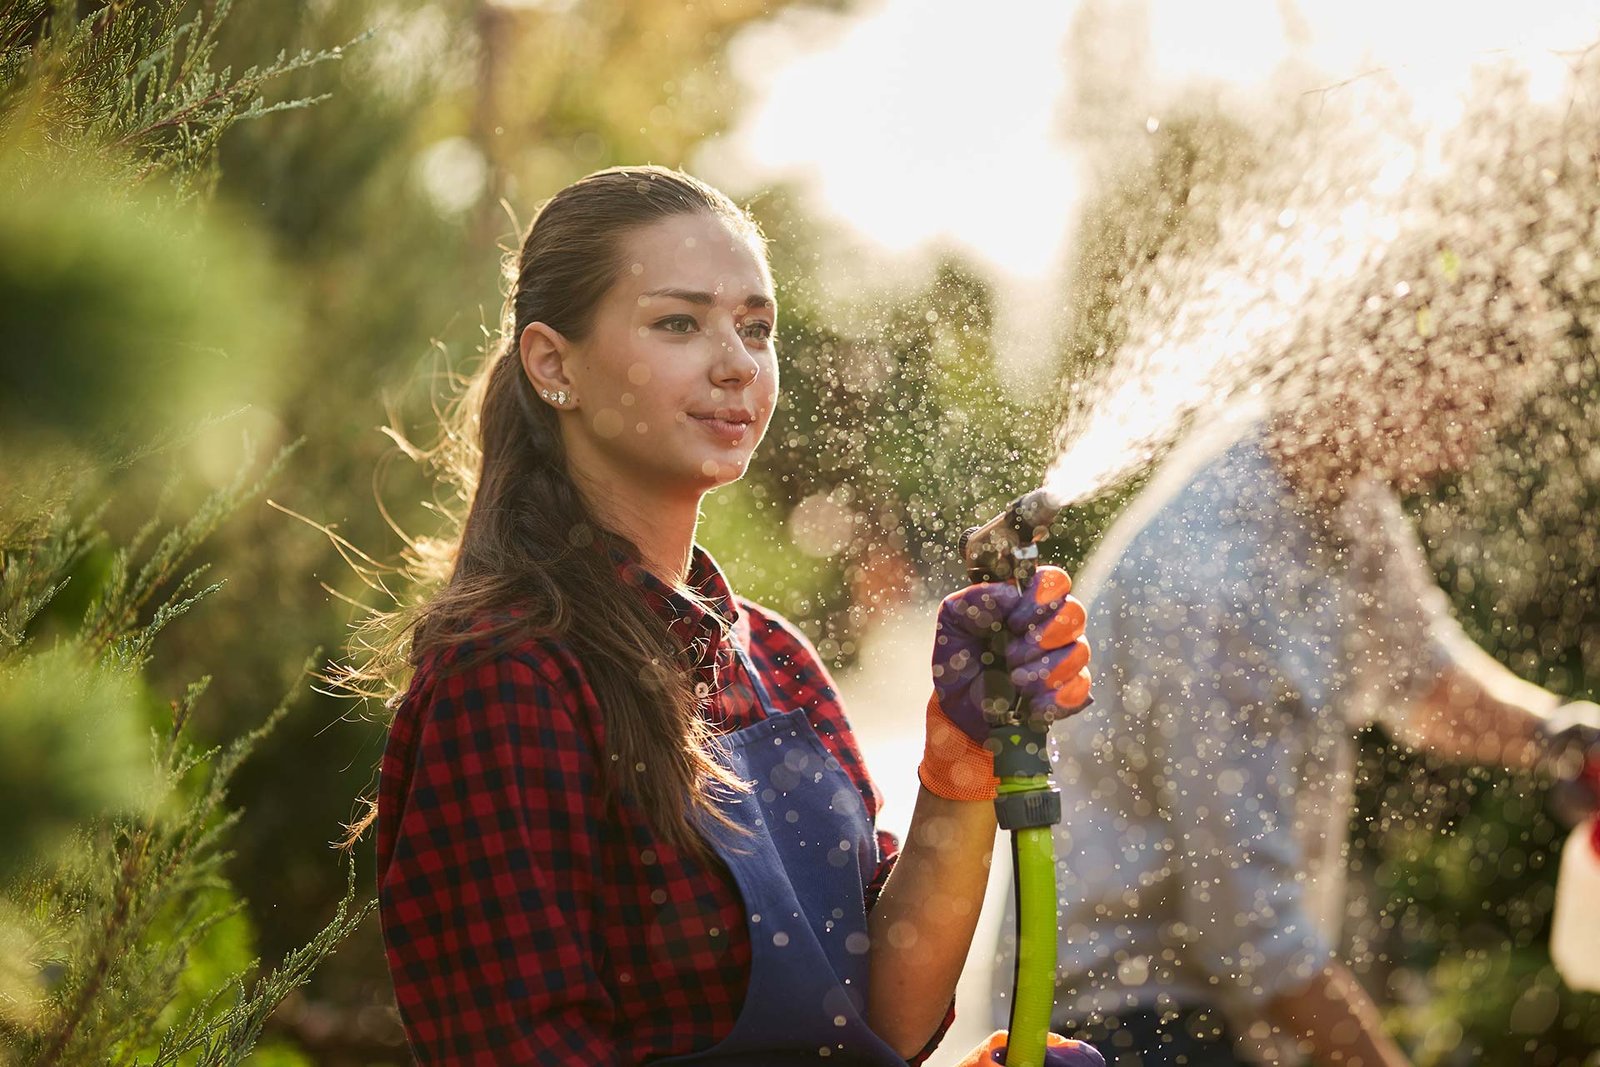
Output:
top-left (960, 1029), bottom-right (1106, 1066)
top-left (920, 565), bottom-right (1093, 800)
top-left (931, 565), bottom-right (1092, 741)
top-left (993, 1041), bottom-right (1106, 1066)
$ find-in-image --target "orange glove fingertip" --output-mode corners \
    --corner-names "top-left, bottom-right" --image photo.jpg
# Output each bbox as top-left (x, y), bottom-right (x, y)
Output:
top-left (1053, 669), bottom-right (1092, 710)
top-left (952, 1029), bottom-right (1088, 1066)
top-left (1039, 599), bottom-right (1088, 650)
top-left (1044, 642), bottom-right (1091, 689)
top-left (1031, 566), bottom-right (1073, 605)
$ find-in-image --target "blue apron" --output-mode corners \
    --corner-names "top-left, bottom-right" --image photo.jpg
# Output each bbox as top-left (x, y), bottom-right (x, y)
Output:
top-left (652, 642), bottom-right (911, 1065)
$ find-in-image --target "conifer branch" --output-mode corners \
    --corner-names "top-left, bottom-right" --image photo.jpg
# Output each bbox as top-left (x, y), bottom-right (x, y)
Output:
top-left (0, 1), bottom-right (362, 197)
top-left (1, 4), bottom-right (369, 1061)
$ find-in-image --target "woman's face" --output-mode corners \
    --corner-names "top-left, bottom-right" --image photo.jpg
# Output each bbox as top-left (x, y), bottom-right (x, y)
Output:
top-left (544, 212), bottom-right (779, 503)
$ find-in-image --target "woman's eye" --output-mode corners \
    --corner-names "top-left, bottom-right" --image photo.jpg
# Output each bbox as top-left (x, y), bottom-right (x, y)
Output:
top-left (657, 316), bottom-right (698, 333)
top-left (742, 321), bottom-right (774, 341)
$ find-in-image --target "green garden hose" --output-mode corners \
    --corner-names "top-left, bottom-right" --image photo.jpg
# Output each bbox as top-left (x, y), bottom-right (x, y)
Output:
top-left (986, 714), bottom-right (1060, 1067)
top-left (1000, 790), bottom-right (1058, 1067)
top-left (962, 489), bottom-right (1067, 1067)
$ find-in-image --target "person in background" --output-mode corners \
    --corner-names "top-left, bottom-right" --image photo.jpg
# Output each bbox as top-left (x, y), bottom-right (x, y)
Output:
top-left (359, 165), bottom-right (1104, 1065)
top-left (994, 247), bottom-right (1600, 1066)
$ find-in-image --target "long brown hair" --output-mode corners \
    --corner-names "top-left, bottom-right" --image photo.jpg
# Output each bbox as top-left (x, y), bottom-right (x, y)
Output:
top-left (336, 165), bottom-right (765, 855)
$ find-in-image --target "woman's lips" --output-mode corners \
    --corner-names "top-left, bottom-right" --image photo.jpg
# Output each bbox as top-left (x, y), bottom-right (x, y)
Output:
top-left (690, 414), bottom-right (753, 444)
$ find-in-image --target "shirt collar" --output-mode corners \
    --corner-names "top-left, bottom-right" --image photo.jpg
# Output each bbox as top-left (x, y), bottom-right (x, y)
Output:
top-left (611, 543), bottom-right (741, 669)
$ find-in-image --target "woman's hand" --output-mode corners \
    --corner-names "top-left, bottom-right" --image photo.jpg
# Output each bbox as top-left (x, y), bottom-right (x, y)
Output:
top-left (934, 565), bottom-right (1091, 738)
top-left (918, 566), bottom-right (1092, 801)
top-left (952, 1029), bottom-right (1106, 1066)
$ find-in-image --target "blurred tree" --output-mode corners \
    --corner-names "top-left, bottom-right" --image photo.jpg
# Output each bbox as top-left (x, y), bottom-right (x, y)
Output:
top-left (0, 1), bottom-right (368, 1063)
top-left (706, 190), bottom-right (1062, 660)
top-left (0, 0), bottom-right (345, 199)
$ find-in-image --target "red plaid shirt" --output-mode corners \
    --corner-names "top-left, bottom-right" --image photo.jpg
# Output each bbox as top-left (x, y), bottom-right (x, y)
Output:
top-left (377, 546), bottom-right (953, 1064)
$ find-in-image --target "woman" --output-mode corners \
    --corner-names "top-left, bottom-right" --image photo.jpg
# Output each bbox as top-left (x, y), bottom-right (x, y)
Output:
top-left (368, 165), bottom-right (1102, 1065)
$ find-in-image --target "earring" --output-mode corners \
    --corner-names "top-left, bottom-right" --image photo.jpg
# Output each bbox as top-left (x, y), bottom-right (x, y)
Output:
top-left (539, 388), bottom-right (571, 407)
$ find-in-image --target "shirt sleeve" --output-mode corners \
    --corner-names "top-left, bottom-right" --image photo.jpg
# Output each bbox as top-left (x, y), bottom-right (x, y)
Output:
top-left (378, 647), bottom-right (619, 1065)
top-left (1337, 481), bottom-right (1459, 736)
top-left (1147, 592), bottom-right (1333, 1008)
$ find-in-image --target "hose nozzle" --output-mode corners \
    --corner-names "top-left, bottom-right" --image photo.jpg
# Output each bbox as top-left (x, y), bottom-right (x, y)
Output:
top-left (959, 489), bottom-right (1061, 587)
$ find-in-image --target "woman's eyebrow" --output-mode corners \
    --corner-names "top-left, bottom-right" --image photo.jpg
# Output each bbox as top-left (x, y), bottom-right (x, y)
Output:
top-left (640, 287), bottom-right (776, 311)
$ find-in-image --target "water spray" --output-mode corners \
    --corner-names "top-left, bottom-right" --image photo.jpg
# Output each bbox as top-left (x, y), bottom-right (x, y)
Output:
top-left (959, 488), bottom-right (1064, 1067)
top-left (945, 51), bottom-right (1597, 1067)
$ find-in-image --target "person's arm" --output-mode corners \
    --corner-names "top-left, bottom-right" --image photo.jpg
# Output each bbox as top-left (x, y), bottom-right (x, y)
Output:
top-left (1341, 482), bottom-right (1563, 770)
top-left (867, 786), bottom-right (997, 1058)
top-left (1266, 961), bottom-right (1410, 1067)
top-left (1404, 632), bottom-right (1562, 769)
top-left (867, 567), bottom-right (1090, 1058)
top-left (378, 647), bottom-right (619, 1064)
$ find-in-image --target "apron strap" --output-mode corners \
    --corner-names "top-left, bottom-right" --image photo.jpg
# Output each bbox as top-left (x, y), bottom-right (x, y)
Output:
top-left (729, 639), bottom-right (780, 721)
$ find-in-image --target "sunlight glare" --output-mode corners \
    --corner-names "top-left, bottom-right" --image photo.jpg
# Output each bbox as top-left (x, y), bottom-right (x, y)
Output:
top-left (705, 0), bottom-right (1081, 281)
top-left (713, 0), bottom-right (1600, 283)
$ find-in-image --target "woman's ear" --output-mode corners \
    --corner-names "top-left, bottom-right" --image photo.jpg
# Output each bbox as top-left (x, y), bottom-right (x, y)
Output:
top-left (519, 322), bottom-right (578, 408)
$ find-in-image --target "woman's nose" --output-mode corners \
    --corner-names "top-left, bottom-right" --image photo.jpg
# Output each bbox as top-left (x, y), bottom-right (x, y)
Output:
top-left (711, 321), bottom-right (760, 386)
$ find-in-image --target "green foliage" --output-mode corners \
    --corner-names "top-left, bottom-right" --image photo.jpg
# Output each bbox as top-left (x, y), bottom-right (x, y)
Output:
top-left (0, 0), bottom-right (352, 199)
top-left (698, 188), bottom-right (1073, 659)
top-left (0, 0), bottom-right (371, 1063)
top-left (1360, 364), bottom-right (1600, 1065)
top-left (1367, 78), bottom-right (1600, 1065)
top-left (0, 432), bottom-right (371, 1064)
top-left (0, 645), bottom-right (149, 874)
top-left (1349, 739), bottom-right (1600, 1065)
top-left (0, 157), bottom-right (292, 461)
top-left (1059, 112), bottom-right (1257, 389)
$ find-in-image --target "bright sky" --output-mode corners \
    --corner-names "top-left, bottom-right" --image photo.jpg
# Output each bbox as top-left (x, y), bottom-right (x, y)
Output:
top-left (704, 0), bottom-right (1080, 281)
top-left (703, 0), bottom-right (1600, 284)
